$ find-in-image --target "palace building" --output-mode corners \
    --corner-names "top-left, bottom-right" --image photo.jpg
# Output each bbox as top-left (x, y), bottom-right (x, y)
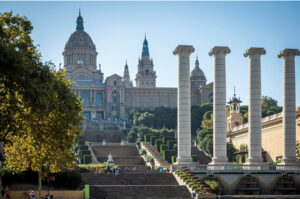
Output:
top-left (63, 12), bottom-right (213, 130)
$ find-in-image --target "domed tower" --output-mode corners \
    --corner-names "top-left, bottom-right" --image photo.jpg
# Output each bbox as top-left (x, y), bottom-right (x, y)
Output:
top-left (227, 88), bottom-right (244, 132)
top-left (123, 60), bottom-right (131, 87)
top-left (63, 10), bottom-right (102, 82)
top-left (135, 35), bottom-right (157, 88)
top-left (190, 56), bottom-right (207, 89)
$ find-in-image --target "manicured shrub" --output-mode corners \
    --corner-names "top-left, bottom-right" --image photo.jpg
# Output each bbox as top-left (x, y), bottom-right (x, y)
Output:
top-left (167, 140), bottom-right (177, 150)
top-left (83, 155), bottom-right (92, 164)
top-left (192, 155), bottom-right (197, 162)
top-left (160, 144), bottom-right (168, 155)
top-left (80, 150), bottom-right (91, 160)
top-left (163, 150), bottom-right (176, 163)
top-left (155, 139), bottom-right (162, 152)
top-left (77, 140), bottom-right (85, 145)
top-left (79, 145), bottom-right (88, 151)
top-left (205, 180), bottom-right (220, 194)
top-left (139, 149), bottom-right (146, 155)
top-left (162, 136), bottom-right (173, 144)
top-left (150, 136), bottom-right (157, 146)
top-left (144, 134), bottom-right (151, 142)
top-left (171, 155), bottom-right (177, 164)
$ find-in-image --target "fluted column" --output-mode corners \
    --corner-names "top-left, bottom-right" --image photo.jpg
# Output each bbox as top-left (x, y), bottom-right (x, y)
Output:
top-left (209, 46), bottom-right (231, 165)
top-left (244, 47), bottom-right (266, 165)
top-left (278, 49), bottom-right (300, 165)
top-left (173, 45), bottom-right (194, 165)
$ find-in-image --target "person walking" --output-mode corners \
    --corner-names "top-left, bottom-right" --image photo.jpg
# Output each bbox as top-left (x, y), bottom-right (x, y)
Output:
top-left (4, 186), bottom-right (10, 199)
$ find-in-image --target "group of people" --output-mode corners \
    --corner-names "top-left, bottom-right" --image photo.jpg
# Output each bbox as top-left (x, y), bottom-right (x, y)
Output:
top-left (106, 165), bottom-right (119, 175)
top-left (0, 186), bottom-right (53, 199)
top-left (0, 186), bottom-right (10, 199)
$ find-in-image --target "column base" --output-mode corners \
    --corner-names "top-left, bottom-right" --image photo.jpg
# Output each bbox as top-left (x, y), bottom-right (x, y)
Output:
top-left (243, 159), bottom-right (267, 171)
top-left (174, 157), bottom-right (194, 165)
top-left (208, 158), bottom-right (232, 170)
top-left (277, 158), bottom-right (300, 171)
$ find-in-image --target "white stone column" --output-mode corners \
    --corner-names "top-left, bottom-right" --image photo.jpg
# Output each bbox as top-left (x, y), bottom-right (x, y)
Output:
top-left (244, 48), bottom-right (266, 165)
top-left (278, 49), bottom-right (300, 165)
top-left (173, 45), bottom-right (194, 165)
top-left (209, 46), bottom-right (231, 165)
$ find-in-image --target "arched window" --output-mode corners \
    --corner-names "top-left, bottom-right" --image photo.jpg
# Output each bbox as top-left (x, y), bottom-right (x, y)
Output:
top-left (146, 69), bottom-right (149, 75)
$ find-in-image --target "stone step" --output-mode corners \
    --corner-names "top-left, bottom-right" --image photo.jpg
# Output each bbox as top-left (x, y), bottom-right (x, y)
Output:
top-left (89, 185), bottom-right (191, 199)
top-left (81, 173), bottom-right (180, 185)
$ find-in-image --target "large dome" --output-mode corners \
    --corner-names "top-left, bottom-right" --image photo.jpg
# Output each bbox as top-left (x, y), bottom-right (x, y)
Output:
top-left (191, 58), bottom-right (206, 80)
top-left (65, 30), bottom-right (96, 51)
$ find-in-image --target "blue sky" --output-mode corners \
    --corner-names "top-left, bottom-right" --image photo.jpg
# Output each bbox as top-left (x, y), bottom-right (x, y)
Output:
top-left (1, 1), bottom-right (300, 106)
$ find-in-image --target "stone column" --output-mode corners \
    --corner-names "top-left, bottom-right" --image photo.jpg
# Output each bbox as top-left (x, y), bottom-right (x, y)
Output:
top-left (173, 45), bottom-right (194, 165)
top-left (244, 48), bottom-right (266, 165)
top-left (209, 46), bottom-right (231, 165)
top-left (278, 49), bottom-right (300, 165)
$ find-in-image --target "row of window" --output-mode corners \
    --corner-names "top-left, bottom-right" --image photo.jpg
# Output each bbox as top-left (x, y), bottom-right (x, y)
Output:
top-left (81, 111), bottom-right (103, 120)
top-left (80, 92), bottom-right (103, 105)
top-left (66, 54), bottom-right (95, 65)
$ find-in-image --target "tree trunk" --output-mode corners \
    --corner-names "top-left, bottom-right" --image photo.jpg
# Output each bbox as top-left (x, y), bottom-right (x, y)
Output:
top-left (38, 168), bottom-right (42, 199)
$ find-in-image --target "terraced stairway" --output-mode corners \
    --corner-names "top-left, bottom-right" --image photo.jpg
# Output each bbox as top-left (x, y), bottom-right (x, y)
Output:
top-left (81, 173), bottom-right (191, 199)
top-left (274, 174), bottom-right (297, 194)
top-left (237, 174), bottom-right (261, 195)
top-left (191, 147), bottom-right (211, 164)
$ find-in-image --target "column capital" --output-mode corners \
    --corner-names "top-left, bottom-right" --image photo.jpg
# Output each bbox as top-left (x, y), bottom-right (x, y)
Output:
top-left (278, 48), bottom-right (300, 59)
top-left (244, 47), bottom-right (266, 57)
top-left (209, 46), bottom-right (231, 56)
top-left (173, 45), bottom-right (195, 55)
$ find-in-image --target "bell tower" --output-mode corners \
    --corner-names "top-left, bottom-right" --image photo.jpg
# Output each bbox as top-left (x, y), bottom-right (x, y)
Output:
top-left (227, 87), bottom-right (244, 132)
top-left (135, 35), bottom-right (157, 87)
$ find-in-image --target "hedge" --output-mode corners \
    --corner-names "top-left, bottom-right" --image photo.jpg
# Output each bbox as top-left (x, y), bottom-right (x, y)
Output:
top-left (171, 155), bottom-right (177, 164)
top-left (155, 139), bottom-right (162, 152)
top-left (80, 150), bottom-right (91, 160)
top-left (79, 145), bottom-right (89, 151)
top-left (84, 155), bottom-right (92, 164)
top-left (150, 136), bottom-right (157, 146)
top-left (144, 134), bottom-right (152, 142)
top-left (160, 144), bottom-right (168, 155)
top-left (162, 136), bottom-right (173, 144)
top-left (167, 140), bottom-right (177, 150)
top-left (163, 150), bottom-right (177, 163)
top-left (77, 140), bottom-right (85, 146)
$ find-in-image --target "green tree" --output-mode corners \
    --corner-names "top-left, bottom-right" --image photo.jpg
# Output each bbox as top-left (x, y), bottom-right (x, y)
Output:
top-left (227, 142), bottom-right (238, 162)
top-left (138, 112), bottom-right (155, 127)
top-left (1, 12), bottom-right (83, 199)
top-left (261, 96), bottom-right (278, 110)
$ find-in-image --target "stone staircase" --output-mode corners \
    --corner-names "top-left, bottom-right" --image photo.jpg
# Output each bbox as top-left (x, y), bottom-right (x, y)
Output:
top-left (141, 142), bottom-right (170, 168)
top-left (81, 173), bottom-right (191, 199)
top-left (274, 174), bottom-right (297, 194)
top-left (191, 147), bottom-right (211, 164)
top-left (237, 174), bottom-right (261, 195)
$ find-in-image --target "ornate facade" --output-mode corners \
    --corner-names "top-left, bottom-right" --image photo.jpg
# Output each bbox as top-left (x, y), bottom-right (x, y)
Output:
top-left (63, 12), bottom-right (213, 128)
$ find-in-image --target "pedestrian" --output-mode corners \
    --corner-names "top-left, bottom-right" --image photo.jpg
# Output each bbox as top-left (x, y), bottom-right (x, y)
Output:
top-left (29, 190), bottom-right (35, 199)
top-left (160, 168), bottom-right (163, 173)
top-left (0, 186), bottom-right (4, 199)
top-left (45, 190), bottom-right (51, 199)
top-left (4, 186), bottom-right (10, 199)
top-left (115, 166), bottom-right (119, 176)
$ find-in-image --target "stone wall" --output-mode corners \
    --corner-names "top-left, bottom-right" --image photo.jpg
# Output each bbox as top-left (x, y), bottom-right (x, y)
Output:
top-left (11, 190), bottom-right (84, 199)
top-left (228, 109), bottom-right (300, 162)
top-left (193, 173), bottom-right (300, 195)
